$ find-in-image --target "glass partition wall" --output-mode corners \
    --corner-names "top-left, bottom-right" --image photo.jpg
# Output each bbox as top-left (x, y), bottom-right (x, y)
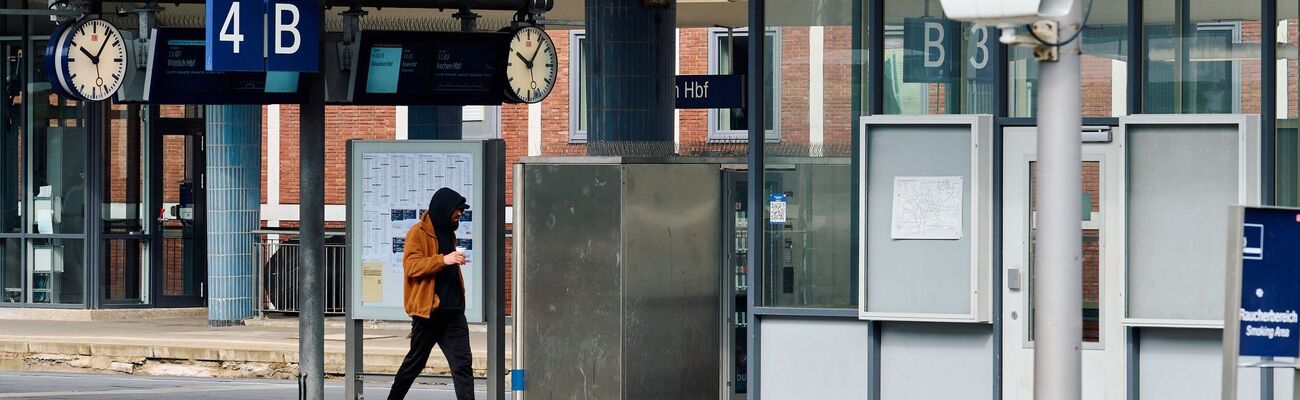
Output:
top-left (0, 21), bottom-right (150, 307)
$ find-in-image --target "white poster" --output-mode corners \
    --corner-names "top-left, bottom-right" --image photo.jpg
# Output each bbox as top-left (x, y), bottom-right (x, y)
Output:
top-left (360, 152), bottom-right (476, 308)
top-left (890, 176), bottom-right (964, 240)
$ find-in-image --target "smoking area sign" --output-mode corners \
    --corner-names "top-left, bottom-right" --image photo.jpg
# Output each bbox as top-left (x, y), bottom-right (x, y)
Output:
top-left (1228, 207), bottom-right (1300, 358)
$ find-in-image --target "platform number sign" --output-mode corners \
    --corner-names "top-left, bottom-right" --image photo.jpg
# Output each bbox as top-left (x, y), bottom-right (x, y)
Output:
top-left (206, 0), bottom-right (318, 72)
top-left (903, 18), bottom-right (996, 84)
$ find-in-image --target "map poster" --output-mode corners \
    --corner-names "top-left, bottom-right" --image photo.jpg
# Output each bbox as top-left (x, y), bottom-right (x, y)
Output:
top-left (890, 176), bottom-right (963, 240)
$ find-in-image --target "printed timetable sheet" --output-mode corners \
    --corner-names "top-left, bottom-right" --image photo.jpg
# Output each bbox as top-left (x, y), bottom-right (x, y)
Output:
top-left (358, 152), bottom-right (475, 308)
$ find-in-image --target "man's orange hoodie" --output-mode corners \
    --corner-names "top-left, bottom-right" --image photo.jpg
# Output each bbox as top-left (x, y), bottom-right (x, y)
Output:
top-left (401, 213), bottom-right (466, 319)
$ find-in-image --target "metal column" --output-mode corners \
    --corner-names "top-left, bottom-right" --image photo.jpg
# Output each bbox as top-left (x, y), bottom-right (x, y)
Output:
top-left (298, 5), bottom-right (327, 398)
top-left (1033, 2), bottom-right (1084, 400)
top-left (746, 0), bottom-right (765, 399)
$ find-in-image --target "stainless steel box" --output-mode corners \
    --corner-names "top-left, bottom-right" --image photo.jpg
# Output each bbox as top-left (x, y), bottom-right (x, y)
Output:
top-left (515, 159), bottom-right (722, 400)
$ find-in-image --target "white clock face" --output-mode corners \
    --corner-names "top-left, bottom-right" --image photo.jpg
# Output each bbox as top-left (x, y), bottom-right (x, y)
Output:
top-left (504, 27), bottom-right (557, 104)
top-left (63, 19), bottom-right (126, 101)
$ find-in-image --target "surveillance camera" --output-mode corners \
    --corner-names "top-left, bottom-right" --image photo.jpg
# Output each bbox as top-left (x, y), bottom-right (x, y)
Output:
top-left (938, 0), bottom-right (1074, 28)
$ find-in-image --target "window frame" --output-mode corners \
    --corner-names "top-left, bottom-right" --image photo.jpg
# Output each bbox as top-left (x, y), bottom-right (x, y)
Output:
top-left (707, 27), bottom-right (782, 143)
top-left (568, 31), bottom-right (587, 143)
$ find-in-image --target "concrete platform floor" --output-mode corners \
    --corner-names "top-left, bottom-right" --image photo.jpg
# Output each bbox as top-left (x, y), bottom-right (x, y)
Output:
top-left (0, 315), bottom-right (512, 380)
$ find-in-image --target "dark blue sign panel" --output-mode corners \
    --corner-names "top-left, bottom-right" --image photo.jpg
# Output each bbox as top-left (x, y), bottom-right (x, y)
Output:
top-left (903, 18), bottom-right (960, 84)
top-left (965, 24), bottom-right (998, 84)
top-left (675, 74), bottom-right (746, 109)
top-left (264, 0), bottom-right (319, 72)
top-left (1237, 207), bottom-right (1300, 357)
top-left (137, 29), bottom-right (304, 104)
top-left (352, 31), bottom-right (508, 106)
top-left (206, 0), bottom-right (265, 71)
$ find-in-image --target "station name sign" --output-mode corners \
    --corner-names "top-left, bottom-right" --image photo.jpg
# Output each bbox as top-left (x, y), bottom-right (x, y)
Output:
top-left (675, 74), bottom-right (745, 109)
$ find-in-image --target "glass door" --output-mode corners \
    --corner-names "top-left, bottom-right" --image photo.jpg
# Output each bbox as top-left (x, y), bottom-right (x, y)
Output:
top-left (100, 104), bottom-right (148, 305)
top-left (1, 40), bottom-right (23, 303)
top-left (1001, 127), bottom-right (1127, 399)
top-left (151, 115), bottom-right (205, 307)
top-left (721, 170), bottom-right (749, 399)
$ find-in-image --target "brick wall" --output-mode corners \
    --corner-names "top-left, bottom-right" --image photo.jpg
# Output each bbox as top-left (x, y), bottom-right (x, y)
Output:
top-left (1240, 21), bottom-right (1264, 115)
top-left (824, 26), bottom-right (855, 145)
top-left (1081, 55), bottom-right (1114, 117)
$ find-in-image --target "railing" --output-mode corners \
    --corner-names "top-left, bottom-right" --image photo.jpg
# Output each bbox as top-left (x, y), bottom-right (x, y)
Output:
top-left (253, 229), bottom-right (348, 316)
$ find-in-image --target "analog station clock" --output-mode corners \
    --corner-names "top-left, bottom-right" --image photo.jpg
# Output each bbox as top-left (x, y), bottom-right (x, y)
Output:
top-left (46, 18), bottom-right (127, 102)
top-left (503, 26), bottom-right (557, 104)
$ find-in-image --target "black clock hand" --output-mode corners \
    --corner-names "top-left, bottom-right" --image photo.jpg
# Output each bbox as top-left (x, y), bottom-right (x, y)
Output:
top-left (78, 47), bottom-right (98, 64)
top-left (515, 52), bottom-right (533, 69)
top-left (94, 30), bottom-right (113, 60)
top-left (529, 39), bottom-right (543, 63)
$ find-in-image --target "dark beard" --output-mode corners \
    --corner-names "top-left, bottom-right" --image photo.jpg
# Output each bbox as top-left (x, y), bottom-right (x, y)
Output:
top-left (450, 220), bottom-right (459, 231)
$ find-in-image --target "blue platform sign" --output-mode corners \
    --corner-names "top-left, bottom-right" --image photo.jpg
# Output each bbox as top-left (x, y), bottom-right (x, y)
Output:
top-left (1236, 207), bottom-right (1300, 358)
top-left (206, 0), bottom-right (264, 71)
top-left (264, 0), bottom-right (319, 72)
top-left (675, 75), bottom-right (745, 109)
top-left (903, 18), bottom-right (960, 84)
top-left (206, 0), bottom-right (318, 72)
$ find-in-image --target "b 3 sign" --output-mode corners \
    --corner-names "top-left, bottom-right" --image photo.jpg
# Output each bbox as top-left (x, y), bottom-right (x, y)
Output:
top-left (206, 0), bottom-right (319, 72)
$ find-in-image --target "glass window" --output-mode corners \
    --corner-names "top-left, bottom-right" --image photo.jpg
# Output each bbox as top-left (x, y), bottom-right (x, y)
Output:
top-left (102, 105), bottom-right (145, 233)
top-left (2, 42), bottom-right (21, 234)
top-left (1142, 0), bottom-right (1261, 114)
top-left (1, 238), bottom-right (19, 303)
top-left (757, 0), bottom-right (860, 310)
top-left (1027, 162), bottom-right (1103, 343)
top-left (884, 0), bottom-right (998, 114)
top-left (102, 239), bottom-right (146, 304)
top-left (1277, 8), bottom-right (1300, 207)
top-left (1010, 0), bottom-right (1130, 117)
top-left (29, 40), bottom-right (86, 235)
top-left (710, 28), bottom-right (779, 141)
top-left (28, 238), bottom-right (84, 304)
top-left (569, 32), bottom-right (587, 142)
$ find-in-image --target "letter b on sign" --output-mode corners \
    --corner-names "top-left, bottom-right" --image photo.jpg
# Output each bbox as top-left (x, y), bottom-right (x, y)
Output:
top-left (265, 0), bottom-right (318, 72)
top-left (902, 17), bottom-right (959, 84)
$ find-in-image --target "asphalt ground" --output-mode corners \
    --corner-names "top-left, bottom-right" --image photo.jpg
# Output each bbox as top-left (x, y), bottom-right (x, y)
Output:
top-left (0, 372), bottom-right (505, 400)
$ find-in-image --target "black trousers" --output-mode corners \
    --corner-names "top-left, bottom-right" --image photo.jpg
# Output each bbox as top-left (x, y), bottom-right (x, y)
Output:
top-left (388, 312), bottom-right (475, 400)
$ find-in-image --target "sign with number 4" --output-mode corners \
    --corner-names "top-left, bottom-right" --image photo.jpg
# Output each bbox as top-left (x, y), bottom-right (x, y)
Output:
top-left (206, 0), bottom-right (318, 72)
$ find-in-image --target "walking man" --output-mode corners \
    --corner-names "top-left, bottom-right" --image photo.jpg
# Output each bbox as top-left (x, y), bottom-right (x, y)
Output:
top-left (388, 188), bottom-right (474, 400)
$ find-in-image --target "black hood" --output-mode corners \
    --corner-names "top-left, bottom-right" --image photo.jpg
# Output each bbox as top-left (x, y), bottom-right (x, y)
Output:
top-left (428, 187), bottom-right (467, 234)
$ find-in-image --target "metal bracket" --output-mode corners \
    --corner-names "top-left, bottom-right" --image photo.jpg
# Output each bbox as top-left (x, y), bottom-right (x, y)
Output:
top-left (997, 20), bottom-right (1060, 62)
top-left (47, 0), bottom-right (90, 23)
top-left (453, 7), bottom-right (480, 32)
top-left (133, 2), bottom-right (162, 71)
top-left (339, 6), bottom-right (367, 72)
